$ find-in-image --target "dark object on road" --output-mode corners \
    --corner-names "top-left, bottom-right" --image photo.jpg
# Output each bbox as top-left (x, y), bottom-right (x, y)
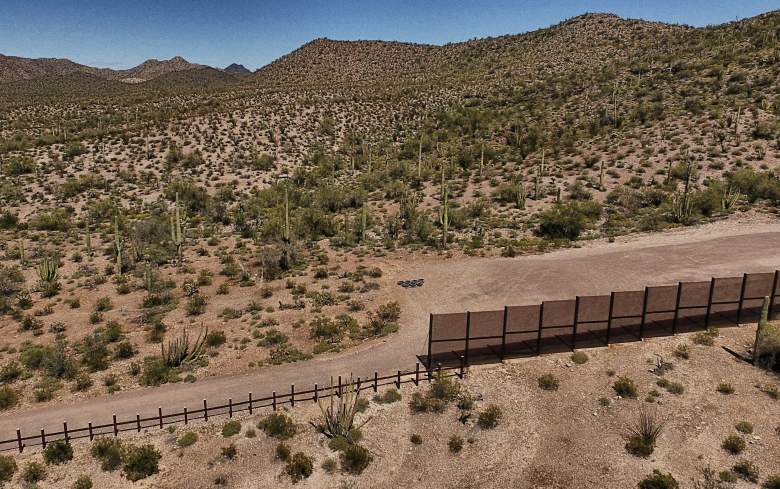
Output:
top-left (398, 279), bottom-right (424, 288)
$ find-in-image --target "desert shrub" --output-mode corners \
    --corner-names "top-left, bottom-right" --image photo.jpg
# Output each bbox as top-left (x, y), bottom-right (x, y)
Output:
top-left (340, 443), bottom-right (372, 474)
top-left (259, 413), bottom-right (296, 439)
top-left (22, 461), bottom-right (46, 483)
top-left (429, 373), bottom-right (460, 401)
top-left (43, 439), bottom-right (73, 465)
top-left (205, 331), bottom-right (226, 347)
top-left (410, 434), bottom-right (423, 445)
top-left (732, 460), bottom-right (759, 482)
top-left (735, 421), bottom-right (753, 434)
top-left (538, 373), bottom-right (559, 391)
top-left (448, 434), bottom-right (464, 453)
top-left (0, 362), bottom-right (20, 383)
top-left (762, 475), bottom-right (780, 489)
top-left (285, 452), bottom-right (314, 483)
top-left (717, 383), bottom-right (735, 394)
top-left (0, 386), bottom-right (18, 410)
top-left (373, 388), bottom-right (401, 404)
top-left (186, 293), bottom-right (207, 315)
top-left (176, 432), bottom-right (198, 447)
top-left (321, 457), bottom-right (337, 473)
top-left (613, 376), bottom-right (638, 398)
top-left (693, 328), bottom-right (718, 346)
top-left (140, 357), bottom-right (171, 386)
top-left (571, 351), bottom-right (589, 364)
top-left (638, 470), bottom-right (679, 489)
top-left (625, 407), bottom-right (665, 458)
top-left (221, 443), bottom-right (237, 459)
top-left (722, 434), bottom-right (746, 455)
top-left (222, 420), bottom-right (241, 437)
top-left (536, 201), bottom-right (601, 240)
top-left (276, 442), bottom-right (291, 461)
top-left (0, 455), bottom-right (17, 483)
top-left (90, 437), bottom-right (124, 471)
top-left (123, 444), bottom-right (161, 481)
top-left (72, 475), bottom-right (93, 489)
top-left (478, 404), bottom-right (502, 429)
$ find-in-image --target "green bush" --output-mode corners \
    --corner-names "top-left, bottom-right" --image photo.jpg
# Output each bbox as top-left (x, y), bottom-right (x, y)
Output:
top-left (763, 475), bottom-right (780, 489)
top-left (478, 404), bottom-right (502, 429)
top-left (340, 443), bottom-right (372, 474)
top-left (735, 421), bottom-right (754, 434)
top-left (285, 452), bottom-right (314, 483)
top-left (536, 202), bottom-right (601, 240)
top-left (448, 434), bottom-right (464, 453)
top-left (22, 461), bottom-right (46, 482)
top-left (0, 386), bottom-right (18, 410)
top-left (722, 434), bottom-right (746, 455)
top-left (410, 434), bottom-right (422, 445)
top-left (90, 438), bottom-right (124, 471)
top-left (222, 420), bottom-right (241, 437)
top-left (276, 442), bottom-right (291, 461)
top-left (140, 357), bottom-right (172, 386)
top-left (571, 351), bottom-right (589, 364)
top-left (538, 374), bottom-right (559, 391)
top-left (259, 413), bottom-right (296, 439)
top-left (638, 470), bottom-right (678, 489)
top-left (733, 460), bottom-right (760, 482)
top-left (0, 455), bottom-right (17, 483)
top-left (613, 376), bottom-right (638, 398)
top-left (373, 388), bottom-right (401, 404)
top-left (176, 432), bottom-right (198, 447)
top-left (72, 475), bottom-right (93, 489)
top-left (43, 439), bottom-right (73, 465)
top-left (122, 444), bottom-right (161, 481)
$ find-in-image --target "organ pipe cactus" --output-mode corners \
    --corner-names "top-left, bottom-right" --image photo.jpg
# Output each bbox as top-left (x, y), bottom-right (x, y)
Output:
top-left (439, 168), bottom-right (449, 247)
top-left (37, 256), bottom-right (58, 284)
top-left (311, 375), bottom-right (370, 440)
top-left (161, 326), bottom-right (209, 368)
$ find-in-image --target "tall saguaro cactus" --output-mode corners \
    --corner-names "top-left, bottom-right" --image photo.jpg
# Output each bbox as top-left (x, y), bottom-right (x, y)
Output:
top-left (170, 192), bottom-right (184, 265)
top-left (114, 216), bottom-right (124, 276)
top-left (439, 168), bottom-right (450, 247)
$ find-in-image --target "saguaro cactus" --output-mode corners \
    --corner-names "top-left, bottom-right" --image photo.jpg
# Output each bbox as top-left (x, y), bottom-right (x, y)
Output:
top-left (599, 161), bottom-right (605, 191)
top-left (114, 217), bottom-right (124, 275)
top-left (170, 192), bottom-right (184, 265)
top-left (85, 219), bottom-right (93, 258)
top-left (439, 169), bottom-right (450, 247)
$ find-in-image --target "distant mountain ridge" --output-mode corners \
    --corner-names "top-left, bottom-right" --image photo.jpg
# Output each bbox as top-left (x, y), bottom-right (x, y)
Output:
top-left (224, 63), bottom-right (251, 74)
top-left (0, 54), bottom-right (211, 84)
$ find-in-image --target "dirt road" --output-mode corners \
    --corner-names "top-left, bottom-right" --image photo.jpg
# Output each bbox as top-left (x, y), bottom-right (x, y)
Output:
top-left (1, 220), bottom-right (778, 443)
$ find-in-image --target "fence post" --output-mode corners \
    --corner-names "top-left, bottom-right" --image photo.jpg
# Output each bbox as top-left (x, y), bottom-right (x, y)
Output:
top-left (88, 422), bottom-right (93, 441)
top-left (770, 270), bottom-right (779, 319)
top-left (158, 407), bottom-right (163, 429)
top-left (40, 428), bottom-right (46, 448)
top-left (500, 306), bottom-right (508, 361)
top-left (63, 421), bottom-right (69, 442)
top-left (464, 311), bottom-right (471, 366)
top-left (396, 370), bottom-right (401, 388)
top-left (414, 363), bottom-right (420, 386)
top-left (16, 429), bottom-right (22, 453)
top-left (639, 287), bottom-right (649, 339)
top-left (705, 277), bottom-right (716, 328)
top-left (313, 384), bottom-right (318, 403)
top-left (606, 292), bottom-right (615, 344)
top-left (737, 273), bottom-right (748, 324)
top-left (373, 372), bottom-right (378, 393)
top-left (184, 407), bottom-right (188, 425)
top-left (112, 414), bottom-right (118, 437)
top-left (672, 282), bottom-right (683, 334)
top-left (459, 354), bottom-right (465, 379)
top-left (136, 414), bottom-right (141, 433)
top-left (536, 303), bottom-right (545, 355)
top-left (248, 393), bottom-right (253, 415)
top-left (203, 399), bottom-right (208, 421)
top-left (571, 296), bottom-right (580, 351)
top-left (427, 313), bottom-right (433, 369)
top-left (272, 392), bottom-right (277, 411)
top-left (338, 376), bottom-right (342, 398)
top-left (229, 398), bottom-right (233, 418)
top-left (291, 385), bottom-right (295, 407)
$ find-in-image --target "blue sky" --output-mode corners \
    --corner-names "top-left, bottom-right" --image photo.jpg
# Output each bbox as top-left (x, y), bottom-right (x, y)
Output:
top-left (1, 0), bottom-right (777, 70)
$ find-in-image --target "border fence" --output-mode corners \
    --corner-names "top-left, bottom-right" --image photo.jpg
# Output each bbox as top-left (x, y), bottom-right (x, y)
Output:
top-left (423, 271), bottom-right (780, 368)
top-left (0, 362), bottom-right (464, 453)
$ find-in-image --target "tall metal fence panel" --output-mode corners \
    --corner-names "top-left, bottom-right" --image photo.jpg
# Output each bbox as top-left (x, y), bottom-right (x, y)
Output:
top-left (424, 271), bottom-right (780, 367)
